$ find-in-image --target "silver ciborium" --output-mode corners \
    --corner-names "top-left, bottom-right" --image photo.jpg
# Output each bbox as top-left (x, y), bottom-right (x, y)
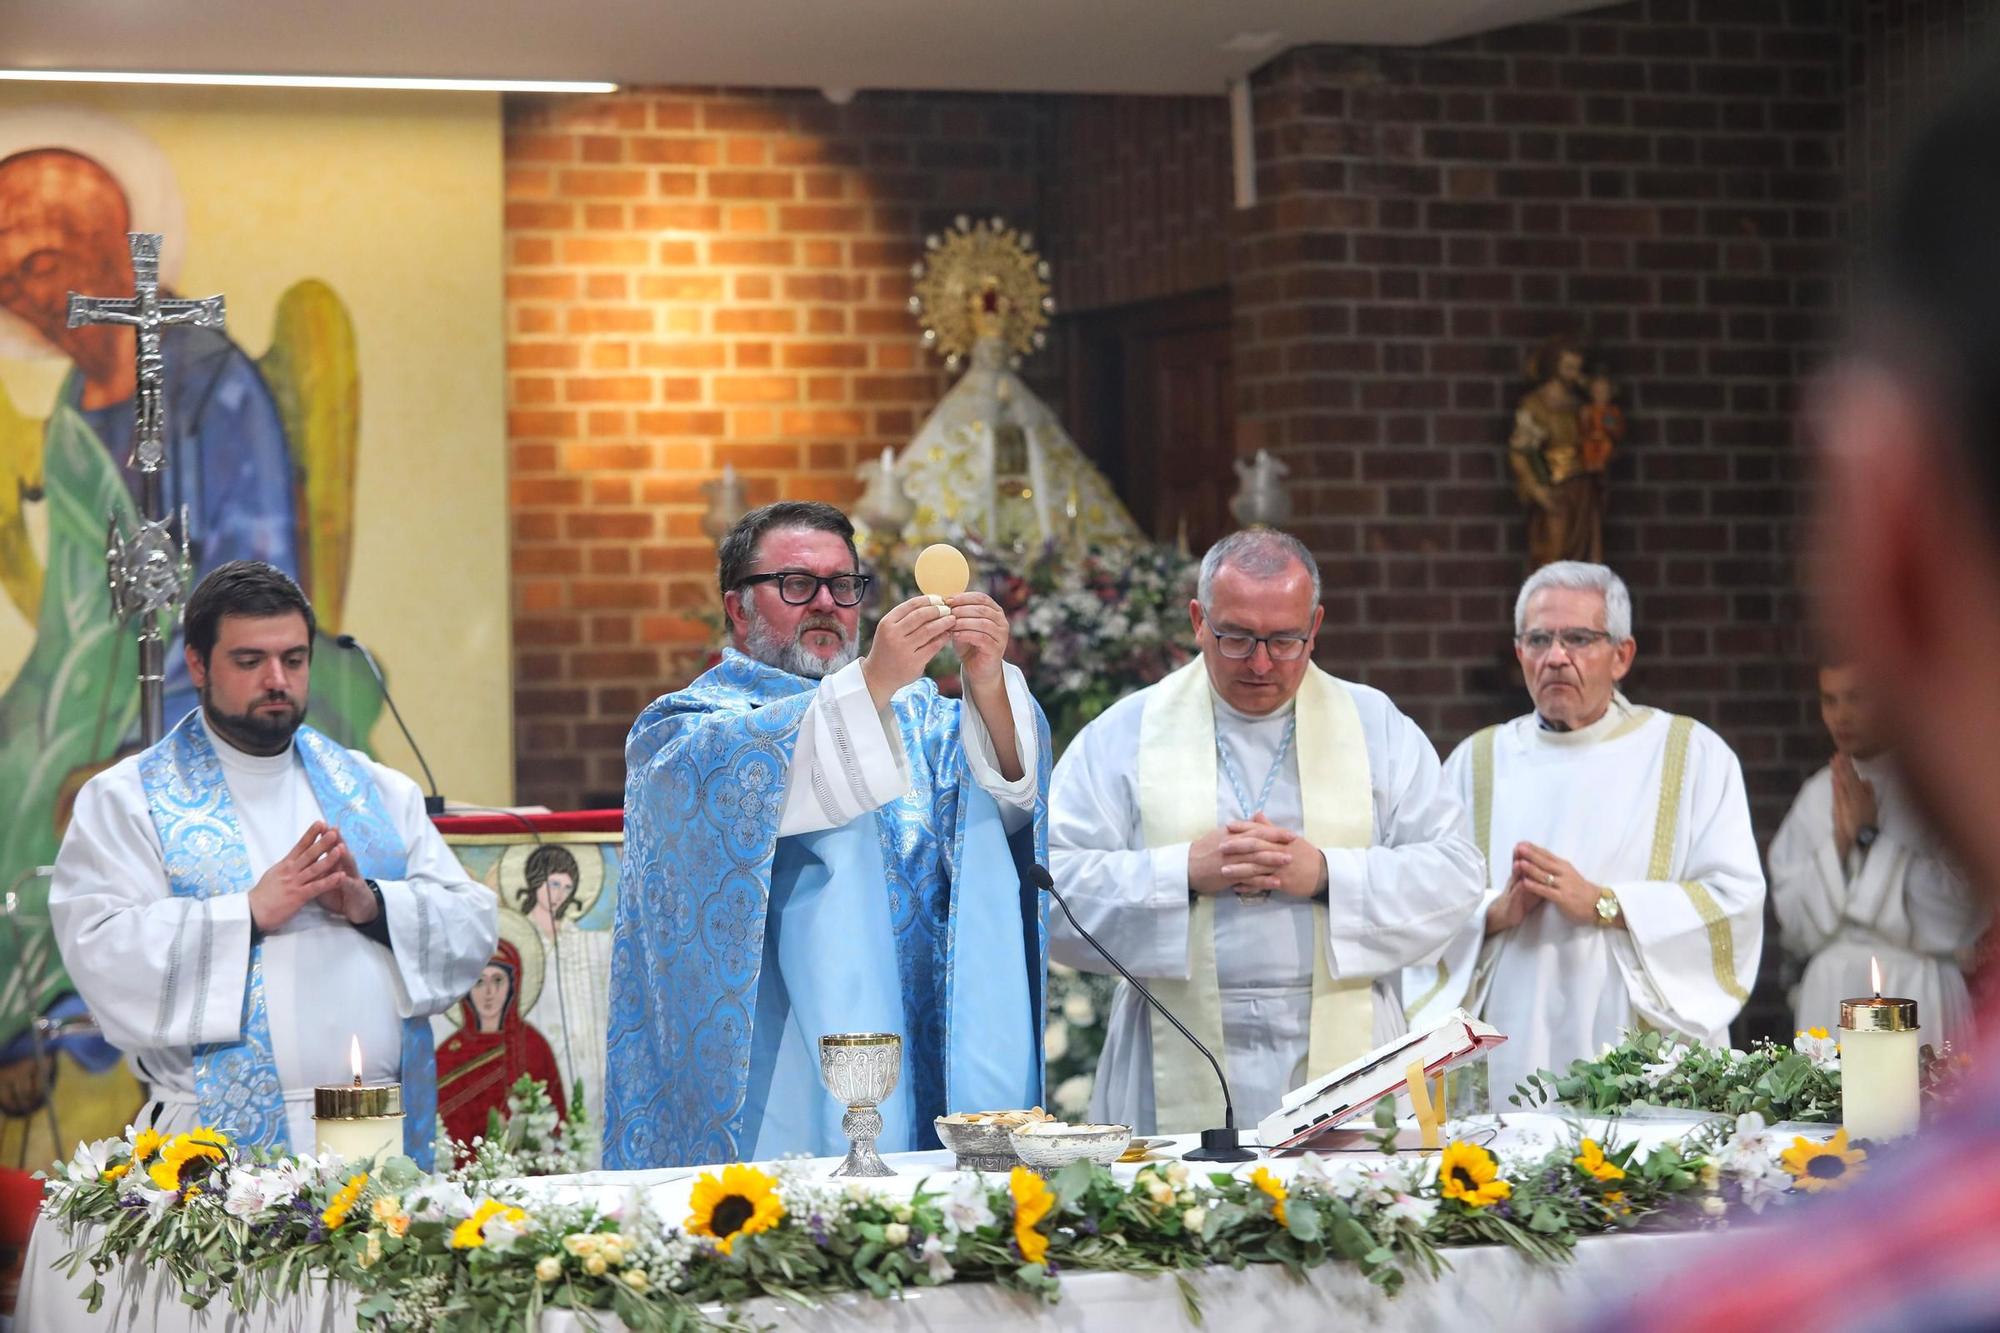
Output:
top-left (819, 1032), bottom-right (901, 1178)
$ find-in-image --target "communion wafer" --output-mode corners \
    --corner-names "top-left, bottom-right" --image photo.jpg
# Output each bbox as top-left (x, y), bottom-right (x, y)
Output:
top-left (912, 543), bottom-right (971, 597)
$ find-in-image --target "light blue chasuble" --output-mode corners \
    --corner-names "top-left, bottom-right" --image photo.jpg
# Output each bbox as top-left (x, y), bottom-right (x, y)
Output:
top-left (605, 649), bottom-right (1050, 1169)
top-left (137, 711), bottom-right (438, 1167)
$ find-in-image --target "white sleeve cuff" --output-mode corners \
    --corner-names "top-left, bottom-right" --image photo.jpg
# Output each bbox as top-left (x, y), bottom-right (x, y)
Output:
top-left (961, 662), bottom-right (1039, 818)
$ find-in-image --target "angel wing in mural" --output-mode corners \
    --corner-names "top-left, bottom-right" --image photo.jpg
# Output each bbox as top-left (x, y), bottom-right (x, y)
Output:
top-left (258, 278), bottom-right (360, 633)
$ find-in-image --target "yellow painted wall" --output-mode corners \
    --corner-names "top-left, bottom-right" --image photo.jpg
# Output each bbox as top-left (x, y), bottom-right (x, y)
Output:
top-left (0, 87), bottom-right (512, 803)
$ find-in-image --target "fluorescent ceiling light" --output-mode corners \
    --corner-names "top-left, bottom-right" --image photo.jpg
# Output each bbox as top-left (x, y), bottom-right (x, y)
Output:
top-left (0, 69), bottom-right (617, 93)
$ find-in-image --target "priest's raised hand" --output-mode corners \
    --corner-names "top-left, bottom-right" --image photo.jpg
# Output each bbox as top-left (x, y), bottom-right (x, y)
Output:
top-left (860, 593), bottom-right (956, 708)
top-left (608, 502), bottom-right (1049, 1171)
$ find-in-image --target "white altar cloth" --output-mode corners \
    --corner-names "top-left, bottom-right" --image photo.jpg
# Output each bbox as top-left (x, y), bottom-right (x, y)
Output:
top-left (16, 1113), bottom-right (1816, 1333)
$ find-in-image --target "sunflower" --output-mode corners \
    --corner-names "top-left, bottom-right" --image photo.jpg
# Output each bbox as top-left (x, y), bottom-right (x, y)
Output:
top-left (686, 1164), bottom-right (785, 1256)
top-left (1573, 1139), bottom-right (1626, 1184)
top-left (450, 1198), bottom-right (528, 1250)
top-left (130, 1127), bottom-right (165, 1171)
top-left (101, 1163), bottom-right (130, 1183)
top-left (1438, 1140), bottom-right (1511, 1209)
top-left (1779, 1128), bottom-right (1867, 1194)
top-left (1249, 1166), bottom-right (1290, 1228)
top-left (1009, 1166), bottom-right (1055, 1266)
top-left (323, 1173), bottom-right (370, 1230)
top-left (147, 1128), bottom-right (231, 1193)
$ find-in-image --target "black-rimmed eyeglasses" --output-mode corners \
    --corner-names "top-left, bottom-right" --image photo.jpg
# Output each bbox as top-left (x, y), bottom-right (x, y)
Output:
top-left (1212, 632), bottom-right (1311, 662)
top-left (738, 572), bottom-right (872, 607)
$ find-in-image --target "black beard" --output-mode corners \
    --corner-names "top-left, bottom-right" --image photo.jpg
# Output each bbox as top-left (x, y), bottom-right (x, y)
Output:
top-left (201, 683), bottom-right (307, 756)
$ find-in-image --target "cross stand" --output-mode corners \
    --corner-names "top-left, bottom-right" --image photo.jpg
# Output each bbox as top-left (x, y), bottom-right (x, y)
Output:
top-left (67, 233), bottom-right (227, 746)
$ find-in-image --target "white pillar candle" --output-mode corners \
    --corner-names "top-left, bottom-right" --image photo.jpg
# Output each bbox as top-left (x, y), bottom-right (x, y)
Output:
top-left (1839, 960), bottom-right (1920, 1141)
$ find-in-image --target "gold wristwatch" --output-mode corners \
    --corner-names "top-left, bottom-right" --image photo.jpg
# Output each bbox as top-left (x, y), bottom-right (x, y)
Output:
top-left (1595, 888), bottom-right (1623, 925)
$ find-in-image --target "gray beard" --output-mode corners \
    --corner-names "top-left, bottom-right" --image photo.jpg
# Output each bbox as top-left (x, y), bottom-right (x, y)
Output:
top-left (743, 608), bottom-right (858, 679)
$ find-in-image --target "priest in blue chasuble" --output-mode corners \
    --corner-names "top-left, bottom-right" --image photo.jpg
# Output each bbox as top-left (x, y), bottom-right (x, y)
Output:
top-left (607, 502), bottom-right (1048, 1169)
top-left (47, 562), bottom-right (497, 1166)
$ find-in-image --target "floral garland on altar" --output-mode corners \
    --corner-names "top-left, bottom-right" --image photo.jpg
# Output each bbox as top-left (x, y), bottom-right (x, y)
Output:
top-left (42, 1091), bottom-right (1869, 1332)
top-left (1512, 1026), bottom-right (1974, 1125)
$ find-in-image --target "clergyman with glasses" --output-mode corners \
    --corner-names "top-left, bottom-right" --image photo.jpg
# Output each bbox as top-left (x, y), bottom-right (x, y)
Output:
top-left (1046, 529), bottom-right (1482, 1135)
top-left (605, 501), bottom-right (1049, 1168)
top-left (1403, 560), bottom-right (1765, 1106)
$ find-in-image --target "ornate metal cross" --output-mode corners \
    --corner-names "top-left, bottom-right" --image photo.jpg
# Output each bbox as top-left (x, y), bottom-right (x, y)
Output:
top-left (66, 232), bottom-right (227, 745)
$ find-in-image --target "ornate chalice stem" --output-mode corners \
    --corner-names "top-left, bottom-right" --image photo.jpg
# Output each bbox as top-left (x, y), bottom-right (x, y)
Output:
top-left (837, 1101), bottom-right (892, 1178)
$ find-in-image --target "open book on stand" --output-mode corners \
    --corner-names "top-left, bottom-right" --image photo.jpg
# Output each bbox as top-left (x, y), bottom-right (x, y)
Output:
top-left (1257, 1009), bottom-right (1506, 1154)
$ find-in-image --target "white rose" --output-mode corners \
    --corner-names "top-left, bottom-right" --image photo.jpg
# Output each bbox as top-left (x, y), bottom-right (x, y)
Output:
top-left (1062, 993), bottom-right (1097, 1027)
top-left (1146, 1178), bottom-right (1175, 1206)
top-left (1043, 1023), bottom-right (1070, 1062)
top-left (1053, 1075), bottom-right (1093, 1116)
top-left (1182, 1206), bottom-right (1208, 1235)
top-left (536, 1255), bottom-right (562, 1283)
top-left (884, 1222), bottom-right (910, 1247)
top-left (1699, 1195), bottom-right (1727, 1218)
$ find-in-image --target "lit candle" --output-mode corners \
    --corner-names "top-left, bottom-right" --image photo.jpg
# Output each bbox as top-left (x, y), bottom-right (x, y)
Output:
top-left (313, 1035), bottom-right (404, 1163)
top-left (1839, 956), bottom-right (1921, 1141)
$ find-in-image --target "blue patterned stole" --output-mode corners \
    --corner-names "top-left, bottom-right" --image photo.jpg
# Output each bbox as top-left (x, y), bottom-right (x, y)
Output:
top-left (138, 711), bottom-right (437, 1166)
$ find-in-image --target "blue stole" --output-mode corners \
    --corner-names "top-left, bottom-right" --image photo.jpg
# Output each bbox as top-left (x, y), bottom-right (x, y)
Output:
top-left (605, 650), bottom-right (1050, 1169)
top-left (137, 711), bottom-right (437, 1167)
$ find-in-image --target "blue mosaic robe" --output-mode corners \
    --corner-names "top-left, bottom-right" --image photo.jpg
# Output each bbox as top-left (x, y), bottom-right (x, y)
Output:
top-left (605, 650), bottom-right (1049, 1169)
top-left (138, 711), bottom-right (438, 1166)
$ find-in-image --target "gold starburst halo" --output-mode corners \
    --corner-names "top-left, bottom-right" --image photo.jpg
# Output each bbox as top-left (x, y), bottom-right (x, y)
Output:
top-left (908, 214), bottom-right (1055, 371)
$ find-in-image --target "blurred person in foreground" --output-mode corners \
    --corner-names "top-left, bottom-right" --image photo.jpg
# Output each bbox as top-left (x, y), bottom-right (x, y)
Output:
top-left (1590, 46), bottom-right (2000, 1333)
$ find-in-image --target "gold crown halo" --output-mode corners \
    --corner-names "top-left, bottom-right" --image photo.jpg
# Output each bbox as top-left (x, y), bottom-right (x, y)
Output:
top-left (908, 215), bottom-right (1055, 371)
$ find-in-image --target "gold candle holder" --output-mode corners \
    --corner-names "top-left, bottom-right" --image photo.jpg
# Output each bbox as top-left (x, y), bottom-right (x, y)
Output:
top-left (314, 1036), bottom-right (404, 1163)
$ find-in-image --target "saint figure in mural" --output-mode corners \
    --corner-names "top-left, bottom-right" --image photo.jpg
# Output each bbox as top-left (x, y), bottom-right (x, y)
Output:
top-left (0, 147), bottom-right (298, 722)
top-left (512, 842), bottom-right (612, 1150)
top-left (436, 930), bottom-right (566, 1152)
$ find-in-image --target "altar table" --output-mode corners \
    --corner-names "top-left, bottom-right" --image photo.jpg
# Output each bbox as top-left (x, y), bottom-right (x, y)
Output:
top-left (15, 1113), bottom-right (1808, 1333)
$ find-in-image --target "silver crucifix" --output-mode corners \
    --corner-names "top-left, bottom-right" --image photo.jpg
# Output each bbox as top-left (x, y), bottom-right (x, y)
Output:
top-left (67, 232), bottom-right (227, 745)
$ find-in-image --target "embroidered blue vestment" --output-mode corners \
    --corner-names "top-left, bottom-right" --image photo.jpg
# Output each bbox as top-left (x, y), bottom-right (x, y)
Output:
top-left (604, 650), bottom-right (1049, 1169)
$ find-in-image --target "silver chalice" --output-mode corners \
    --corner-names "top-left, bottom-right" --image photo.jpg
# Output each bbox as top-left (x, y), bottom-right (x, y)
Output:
top-left (819, 1032), bottom-right (901, 1178)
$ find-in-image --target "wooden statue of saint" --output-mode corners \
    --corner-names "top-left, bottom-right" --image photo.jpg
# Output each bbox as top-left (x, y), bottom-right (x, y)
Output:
top-left (1507, 336), bottom-right (1623, 569)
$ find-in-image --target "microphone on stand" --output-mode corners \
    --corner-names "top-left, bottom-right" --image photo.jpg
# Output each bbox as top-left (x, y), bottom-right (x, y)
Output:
top-left (333, 633), bottom-right (445, 816)
top-left (1028, 864), bottom-right (1256, 1163)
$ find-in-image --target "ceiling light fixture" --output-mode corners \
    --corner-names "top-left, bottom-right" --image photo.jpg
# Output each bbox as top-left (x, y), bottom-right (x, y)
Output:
top-left (0, 69), bottom-right (617, 93)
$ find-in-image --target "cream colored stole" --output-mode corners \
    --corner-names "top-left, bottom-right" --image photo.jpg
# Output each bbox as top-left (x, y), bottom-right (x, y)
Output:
top-left (1135, 659), bottom-right (1376, 1133)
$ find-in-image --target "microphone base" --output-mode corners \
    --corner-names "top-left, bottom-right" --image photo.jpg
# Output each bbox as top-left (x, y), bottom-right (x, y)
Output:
top-left (1181, 1126), bottom-right (1258, 1163)
top-left (424, 795), bottom-right (447, 817)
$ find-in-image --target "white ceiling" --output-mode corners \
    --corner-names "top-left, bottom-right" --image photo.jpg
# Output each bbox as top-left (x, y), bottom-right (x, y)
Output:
top-left (7, 1), bottom-right (1607, 97)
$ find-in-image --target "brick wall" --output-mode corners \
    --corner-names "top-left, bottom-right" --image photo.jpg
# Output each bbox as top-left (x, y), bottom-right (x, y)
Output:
top-left (1041, 96), bottom-right (1232, 311)
top-left (505, 89), bottom-right (1039, 807)
top-left (1230, 0), bottom-right (1846, 841)
top-left (1845, 0), bottom-right (1999, 255)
